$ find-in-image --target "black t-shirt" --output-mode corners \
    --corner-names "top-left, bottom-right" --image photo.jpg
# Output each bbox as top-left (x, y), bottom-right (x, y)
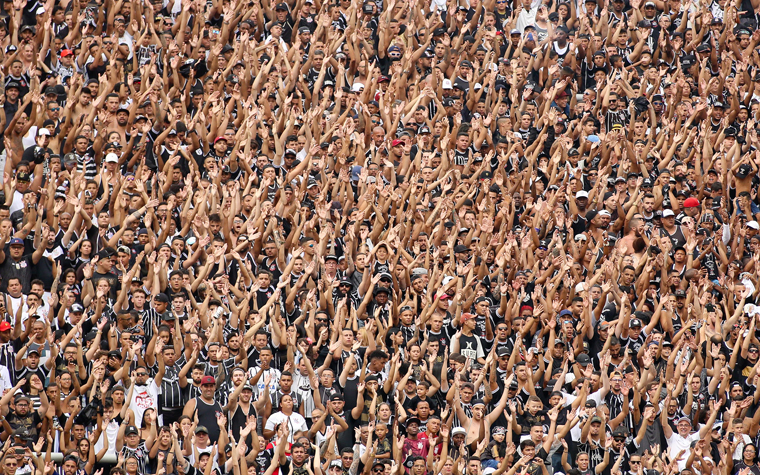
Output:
top-left (6, 409), bottom-right (43, 439)
top-left (0, 254), bottom-right (34, 293)
top-left (92, 271), bottom-right (120, 299)
top-left (280, 454), bottom-right (312, 475)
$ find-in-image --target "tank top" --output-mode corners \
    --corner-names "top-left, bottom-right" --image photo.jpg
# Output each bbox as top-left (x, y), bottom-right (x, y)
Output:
top-left (194, 396), bottom-right (223, 444)
top-left (230, 402), bottom-right (255, 442)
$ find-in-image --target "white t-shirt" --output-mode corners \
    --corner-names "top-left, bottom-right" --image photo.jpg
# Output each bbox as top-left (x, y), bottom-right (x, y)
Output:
top-left (265, 412), bottom-right (308, 443)
top-left (129, 380), bottom-right (160, 426)
top-left (95, 419), bottom-right (119, 456)
top-left (733, 433), bottom-right (752, 460)
top-left (248, 366), bottom-right (281, 399)
top-left (667, 430), bottom-right (700, 470)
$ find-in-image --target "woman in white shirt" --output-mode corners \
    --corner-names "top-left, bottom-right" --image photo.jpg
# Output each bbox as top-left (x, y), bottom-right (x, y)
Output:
top-left (264, 394), bottom-right (308, 443)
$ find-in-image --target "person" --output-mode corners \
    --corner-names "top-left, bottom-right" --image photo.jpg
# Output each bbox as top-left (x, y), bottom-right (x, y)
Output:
top-left (1, 0), bottom-right (760, 474)
top-left (264, 394), bottom-right (308, 443)
top-left (183, 375), bottom-right (223, 444)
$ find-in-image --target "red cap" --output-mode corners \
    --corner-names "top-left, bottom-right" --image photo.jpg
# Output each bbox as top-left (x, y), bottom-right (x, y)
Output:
top-left (0, 322), bottom-right (10, 332)
top-left (520, 305), bottom-right (534, 313)
top-left (461, 313), bottom-right (476, 322)
top-left (214, 136), bottom-right (228, 144)
top-left (683, 197), bottom-right (700, 208)
top-left (391, 139), bottom-right (403, 147)
top-left (60, 49), bottom-right (73, 57)
top-left (200, 375), bottom-right (216, 386)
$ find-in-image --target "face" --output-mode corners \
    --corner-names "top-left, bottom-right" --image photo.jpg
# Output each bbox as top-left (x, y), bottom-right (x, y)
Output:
top-left (677, 419), bottom-right (692, 435)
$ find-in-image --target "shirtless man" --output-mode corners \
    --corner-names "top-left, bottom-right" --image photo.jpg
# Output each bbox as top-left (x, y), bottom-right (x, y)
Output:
top-left (619, 216), bottom-right (646, 255)
top-left (70, 79), bottom-right (95, 121)
top-left (3, 91), bottom-right (38, 167)
top-left (455, 372), bottom-right (511, 444)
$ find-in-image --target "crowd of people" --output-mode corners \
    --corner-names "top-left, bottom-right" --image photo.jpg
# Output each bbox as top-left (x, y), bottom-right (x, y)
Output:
top-left (0, 0), bottom-right (758, 474)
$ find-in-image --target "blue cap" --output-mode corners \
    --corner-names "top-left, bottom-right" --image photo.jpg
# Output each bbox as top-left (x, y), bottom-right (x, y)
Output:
top-left (587, 135), bottom-right (600, 143)
top-left (9, 238), bottom-right (24, 246)
top-left (559, 309), bottom-right (573, 317)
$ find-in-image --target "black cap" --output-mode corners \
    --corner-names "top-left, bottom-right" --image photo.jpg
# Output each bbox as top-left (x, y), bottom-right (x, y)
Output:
top-left (154, 293), bottom-right (170, 303)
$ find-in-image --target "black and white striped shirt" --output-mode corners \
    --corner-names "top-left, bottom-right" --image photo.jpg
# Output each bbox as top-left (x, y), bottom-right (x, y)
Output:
top-left (604, 108), bottom-right (630, 132)
top-left (0, 342), bottom-right (16, 384)
top-left (120, 442), bottom-right (149, 474)
top-left (75, 151), bottom-right (98, 181)
top-left (155, 354), bottom-right (188, 409)
top-left (135, 307), bottom-right (162, 343)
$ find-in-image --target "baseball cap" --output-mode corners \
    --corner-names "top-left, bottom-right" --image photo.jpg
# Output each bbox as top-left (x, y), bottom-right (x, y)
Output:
top-left (125, 425), bottom-right (139, 436)
top-left (0, 322), bottom-right (11, 332)
top-left (105, 153), bottom-right (119, 163)
top-left (662, 209), bottom-right (675, 217)
top-left (200, 375), bottom-right (216, 386)
top-left (683, 197), bottom-right (700, 208)
top-left (748, 221), bottom-right (760, 230)
top-left (461, 313), bottom-right (476, 322)
top-left (576, 190), bottom-right (589, 199)
top-left (8, 238), bottom-right (23, 246)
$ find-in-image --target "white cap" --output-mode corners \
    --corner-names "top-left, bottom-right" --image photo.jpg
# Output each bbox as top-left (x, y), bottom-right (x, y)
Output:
top-left (473, 82), bottom-right (482, 90)
top-left (576, 190), bottom-right (589, 199)
top-left (662, 209), bottom-right (675, 217)
top-left (105, 153), bottom-right (119, 163)
top-left (748, 220), bottom-right (760, 230)
top-left (36, 6), bottom-right (45, 14)
top-left (37, 128), bottom-right (50, 136)
top-left (598, 210), bottom-right (611, 217)
top-left (351, 82), bottom-right (364, 93)
top-left (442, 79), bottom-right (453, 90)
top-left (575, 282), bottom-right (586, 293)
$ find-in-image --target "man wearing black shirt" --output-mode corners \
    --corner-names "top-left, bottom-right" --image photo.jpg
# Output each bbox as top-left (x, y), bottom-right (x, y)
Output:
top-left (90, 249), bottom-right (120, 299)
top-left (1, 383), bottom-right (48, 442)
top-left (0, 237), bottom-right (46, 293)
